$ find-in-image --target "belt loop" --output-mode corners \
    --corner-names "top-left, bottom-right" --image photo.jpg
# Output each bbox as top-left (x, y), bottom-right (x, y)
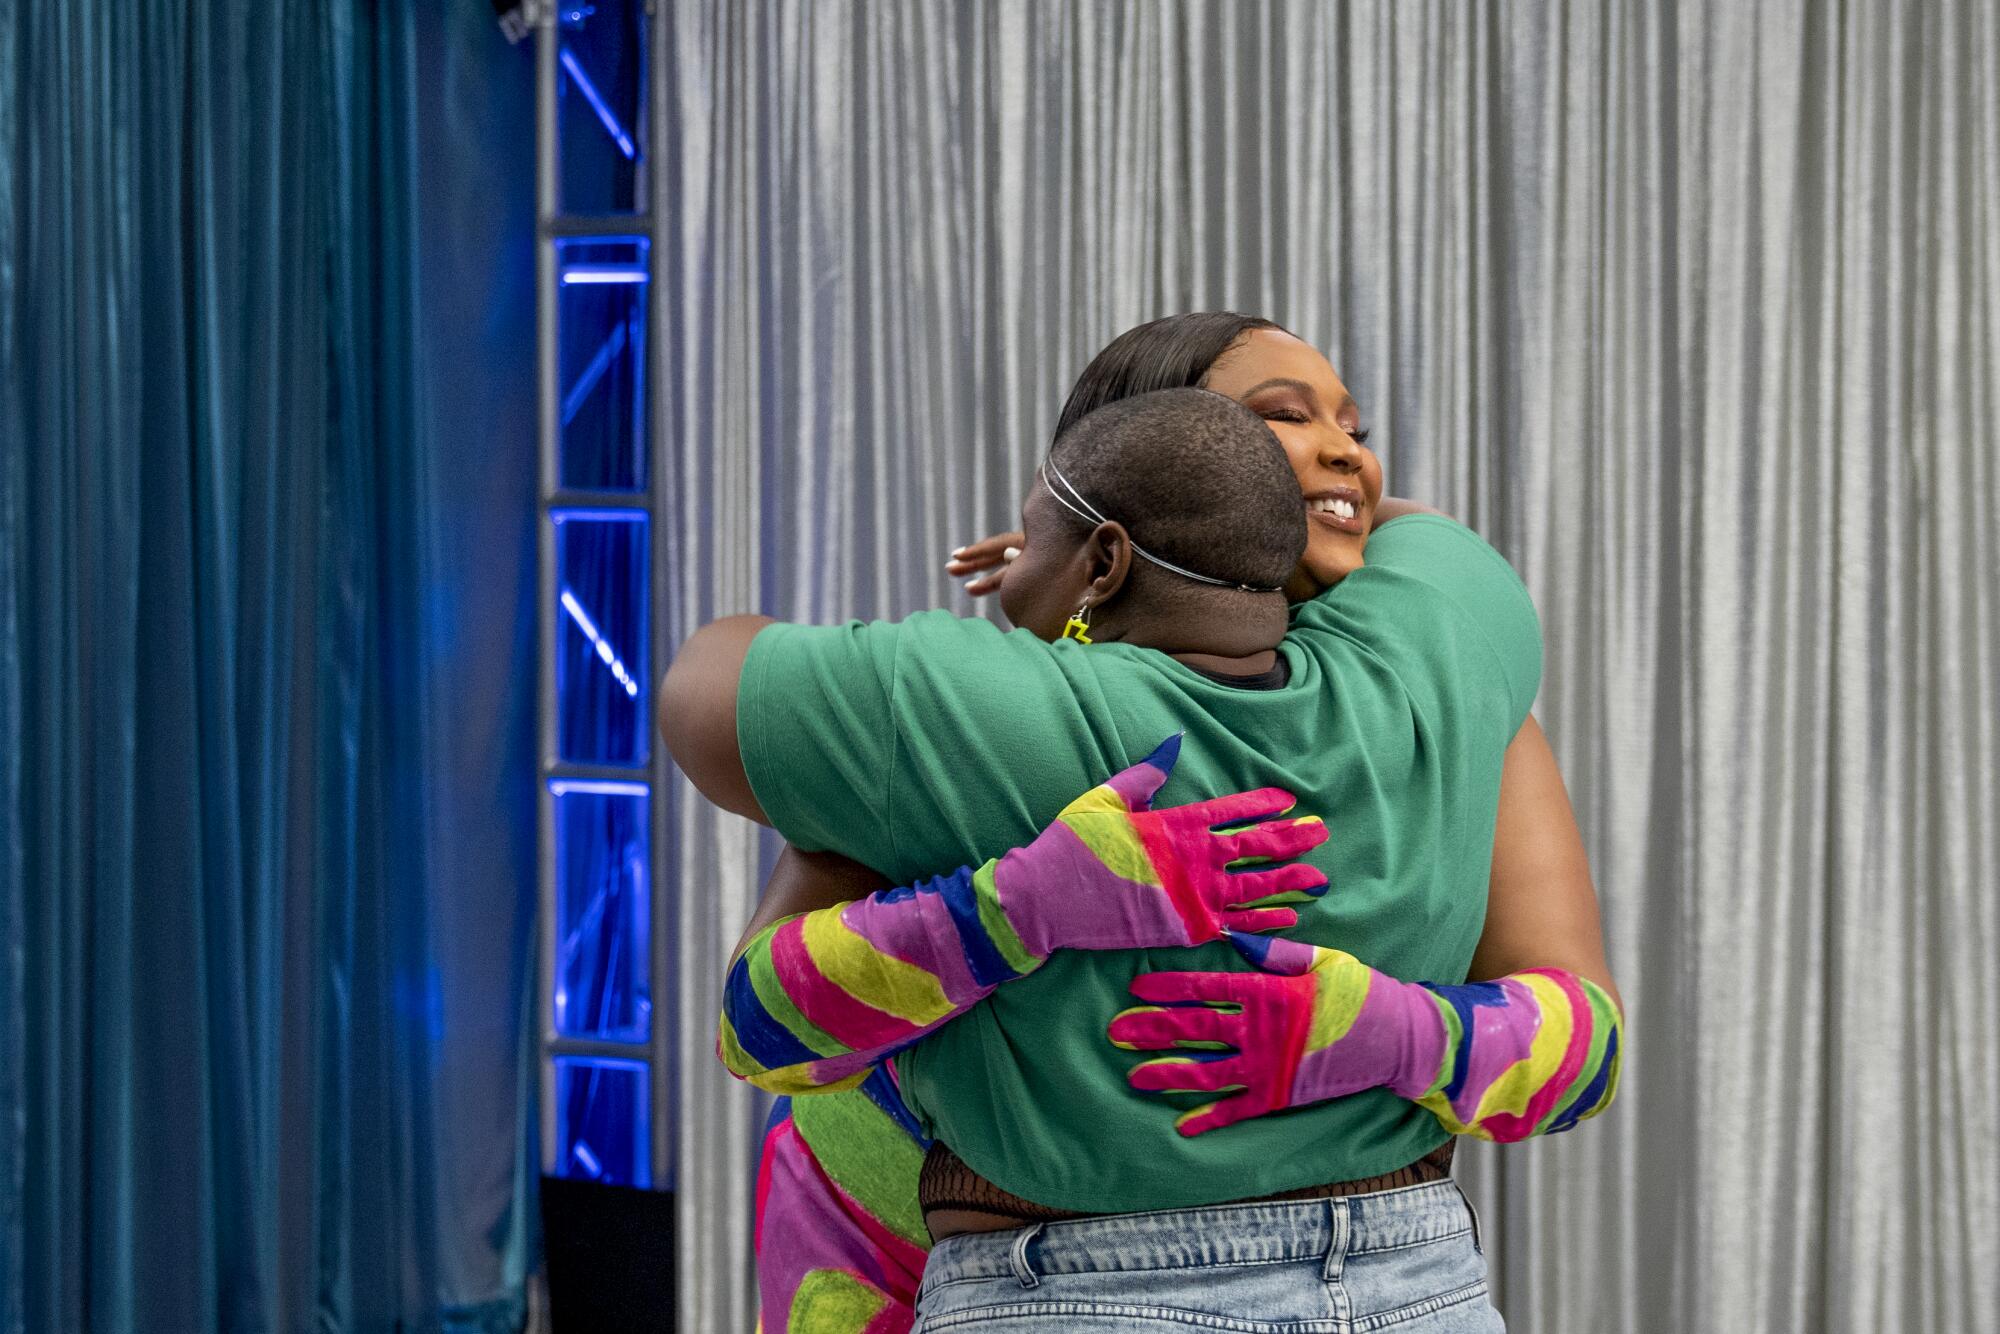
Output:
top-left (1321, 1197), bottom-right (1350, 1283)
top-left (1010, 1222), bottom-right (1045, 1289)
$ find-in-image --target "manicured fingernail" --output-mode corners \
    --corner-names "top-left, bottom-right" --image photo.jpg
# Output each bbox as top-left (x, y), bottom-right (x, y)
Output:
top-left (964, 579), bottom-right (982, 591)
top-left (1003, 546), bottom-right (1021, 562)
top-left (951, 546), bottom-right (967, 558)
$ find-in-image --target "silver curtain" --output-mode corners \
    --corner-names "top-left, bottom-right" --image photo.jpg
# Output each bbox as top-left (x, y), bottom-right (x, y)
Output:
top-left (653, 3), bottom-right (2000, 1330)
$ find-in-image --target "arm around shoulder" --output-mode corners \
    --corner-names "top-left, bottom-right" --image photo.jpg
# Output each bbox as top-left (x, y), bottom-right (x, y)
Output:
top-left (658, 614), bottom-right (775, 825)
top-left (1471, 715), bottom-right (1621, 1015)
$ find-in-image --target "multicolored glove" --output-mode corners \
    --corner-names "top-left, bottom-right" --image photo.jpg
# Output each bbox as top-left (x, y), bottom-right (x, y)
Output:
top-left (1108, 930), bottom-right (1622, 1141)
top-left (720, 735), bottom-right (1329, 1095)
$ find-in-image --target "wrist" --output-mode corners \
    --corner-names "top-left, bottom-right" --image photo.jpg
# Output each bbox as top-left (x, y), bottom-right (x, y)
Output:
top-left (964, 858), bottom-right (1055, 974)
top-left (1295, 951), bottom-right (1449, 1101)
top-left (1379, 979), bottom-right (1454, 1100)
top-left (992, 821), bottom-right (1234, 958)
top-left (859, 862), bottom-right (1047, 992)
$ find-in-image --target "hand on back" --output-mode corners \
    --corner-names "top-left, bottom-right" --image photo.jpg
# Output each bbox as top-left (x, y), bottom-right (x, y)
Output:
top-left (996, 735), bottom-right (1330, 956)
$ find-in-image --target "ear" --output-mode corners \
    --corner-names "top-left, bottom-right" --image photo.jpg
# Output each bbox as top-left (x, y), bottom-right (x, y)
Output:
top-left (1083, 521), bottom-right (1135, 603)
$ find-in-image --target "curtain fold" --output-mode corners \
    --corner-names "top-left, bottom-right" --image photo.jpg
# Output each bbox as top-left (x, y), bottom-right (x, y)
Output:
top-left (0, 3), bottom-right (536, 1332)
top-left (659, 3), bottom-right (2000, 1331)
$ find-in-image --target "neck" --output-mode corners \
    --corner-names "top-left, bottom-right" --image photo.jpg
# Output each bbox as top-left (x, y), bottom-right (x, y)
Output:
top-left (1166, 646), bottom-right (1281, 676)
top-left (1091, 593), bottom-right (1288, 672)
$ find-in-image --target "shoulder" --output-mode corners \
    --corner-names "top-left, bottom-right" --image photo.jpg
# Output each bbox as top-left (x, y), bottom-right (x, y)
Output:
top-left (748, 608), bottom-right (1018, 657)
top-left (868, 610), bottom-right (1087, 702)
top-left (1299, 516), bottom-right (1542, 726)
top-left (1361, 515), bottom-right (1527, 590)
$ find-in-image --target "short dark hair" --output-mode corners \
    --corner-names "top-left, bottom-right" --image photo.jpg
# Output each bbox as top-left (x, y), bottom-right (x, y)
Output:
top-left (1048, 388), bottom-right (1304, 591)
top-left (1054, 312), bottom-right (1284, 440)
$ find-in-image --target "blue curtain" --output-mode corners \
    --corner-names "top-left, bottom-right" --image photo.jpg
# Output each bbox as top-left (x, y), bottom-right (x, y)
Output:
top-left (0, 3), bottom-right (538, 1331)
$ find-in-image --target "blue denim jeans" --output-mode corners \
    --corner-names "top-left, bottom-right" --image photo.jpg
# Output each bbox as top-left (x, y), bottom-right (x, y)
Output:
top-left (912, 1180), bottom-right (1503, 1332)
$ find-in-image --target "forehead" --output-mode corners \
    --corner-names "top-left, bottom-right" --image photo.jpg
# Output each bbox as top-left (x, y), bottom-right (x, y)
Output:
top-left (1203, 329), bottom-right (1352, 404)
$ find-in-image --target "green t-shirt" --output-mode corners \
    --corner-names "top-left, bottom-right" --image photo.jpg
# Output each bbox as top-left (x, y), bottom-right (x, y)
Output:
top-left (737, 516), bottom-right (1541, 1212)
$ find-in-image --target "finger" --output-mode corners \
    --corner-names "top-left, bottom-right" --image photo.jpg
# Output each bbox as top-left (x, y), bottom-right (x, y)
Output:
top-left (1229, 887), bottom-right (1322, 908)
top-left (948, 547), bottom-right (1020, 579)
top-left (1222, 863), bottom-right (1330, 904)
top-left (1127, 970), bottom-right (1247, 1008)
top-left (947, 532), bottom-right (1025, 569)
top-left (1220, 817), bottom-right (1329, 864)
top-left (1175, 1095), bottom-right (1261, 1138)
top-left (1107, 1004), bottom-right (1239, 1050)
top-left (1184, 787), bottom-right (1300, 830)
top-left (1102, 734), bottom-right (1181, 810)
top-left (1215, 906), bottom-right (1299, 934)
top-left (1127, 1054), bottom-right (1248, 1094)
top-left (950, 534), bottom-right (1016, 560)
top-left (962, 570), bottom-right (1007, 597)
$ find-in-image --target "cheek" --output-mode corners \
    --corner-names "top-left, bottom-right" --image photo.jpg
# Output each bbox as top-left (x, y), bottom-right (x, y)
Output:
top-left (1302, 525), bottom-right (1366, 586)
top-left (1361, 451), bottom-right (1386, 501)
top-left (998, 574), bottom-right (1031, 627)
top-left (998, 556), bottom-right (1053, 632)
top-left (1275, 432), bottom-right (1316, 486)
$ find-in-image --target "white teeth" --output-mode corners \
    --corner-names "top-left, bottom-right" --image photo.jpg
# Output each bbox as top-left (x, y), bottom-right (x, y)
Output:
top-left (1332, 500), bottom-right (1356, 519)
top-left (1309, 497), bottom-right (1359, 519)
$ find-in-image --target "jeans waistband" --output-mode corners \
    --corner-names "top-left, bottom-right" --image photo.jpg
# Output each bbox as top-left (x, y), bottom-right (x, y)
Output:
top-left (921, 1179), bottom-right (1476, 1286)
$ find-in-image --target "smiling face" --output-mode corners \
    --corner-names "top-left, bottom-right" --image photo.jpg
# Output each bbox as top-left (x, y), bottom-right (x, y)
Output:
top-left (1199, 328), bottom-right (1384, 597)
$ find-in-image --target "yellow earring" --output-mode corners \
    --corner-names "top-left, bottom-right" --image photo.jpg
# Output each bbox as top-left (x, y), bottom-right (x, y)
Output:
top-left (1060, 602), bottom-right (1093, 643)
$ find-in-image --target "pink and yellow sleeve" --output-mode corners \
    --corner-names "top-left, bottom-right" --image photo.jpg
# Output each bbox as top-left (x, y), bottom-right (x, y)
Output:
top-left (719, 736), bottom-right (1330, 1097)
top-left (719, 860), bottom-right (1042, 1096)
top-left (1110, 931), bottom-right (1622, 1142)
top-left (1402, 966), bottom-right (1622, 1141)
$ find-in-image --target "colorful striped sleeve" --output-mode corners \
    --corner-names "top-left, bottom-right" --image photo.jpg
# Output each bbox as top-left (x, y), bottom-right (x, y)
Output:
top-left (720, 738), bottom-right (1333, 1098)
top-left (1406, 968), bottom-right (1623, 1142)
top-left (718, 862), bottom-right (1039, 1096)
top-left (1111, 934), bottom-right (1622, 1143)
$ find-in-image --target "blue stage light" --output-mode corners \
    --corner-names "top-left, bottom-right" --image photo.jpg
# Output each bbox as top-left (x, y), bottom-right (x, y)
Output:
top-left (559, 47), bottom-right (637, 160)
top-left (562, 321), bottom-right (630, 427)
top-left (561, 589), bottom-right (641, 698)
top-left (548, 779), bottom-right (649, 798)
top-left (555, 1057), bottom-right (651, 1188)
top-left (560, 265), bottom-right (647, 285)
